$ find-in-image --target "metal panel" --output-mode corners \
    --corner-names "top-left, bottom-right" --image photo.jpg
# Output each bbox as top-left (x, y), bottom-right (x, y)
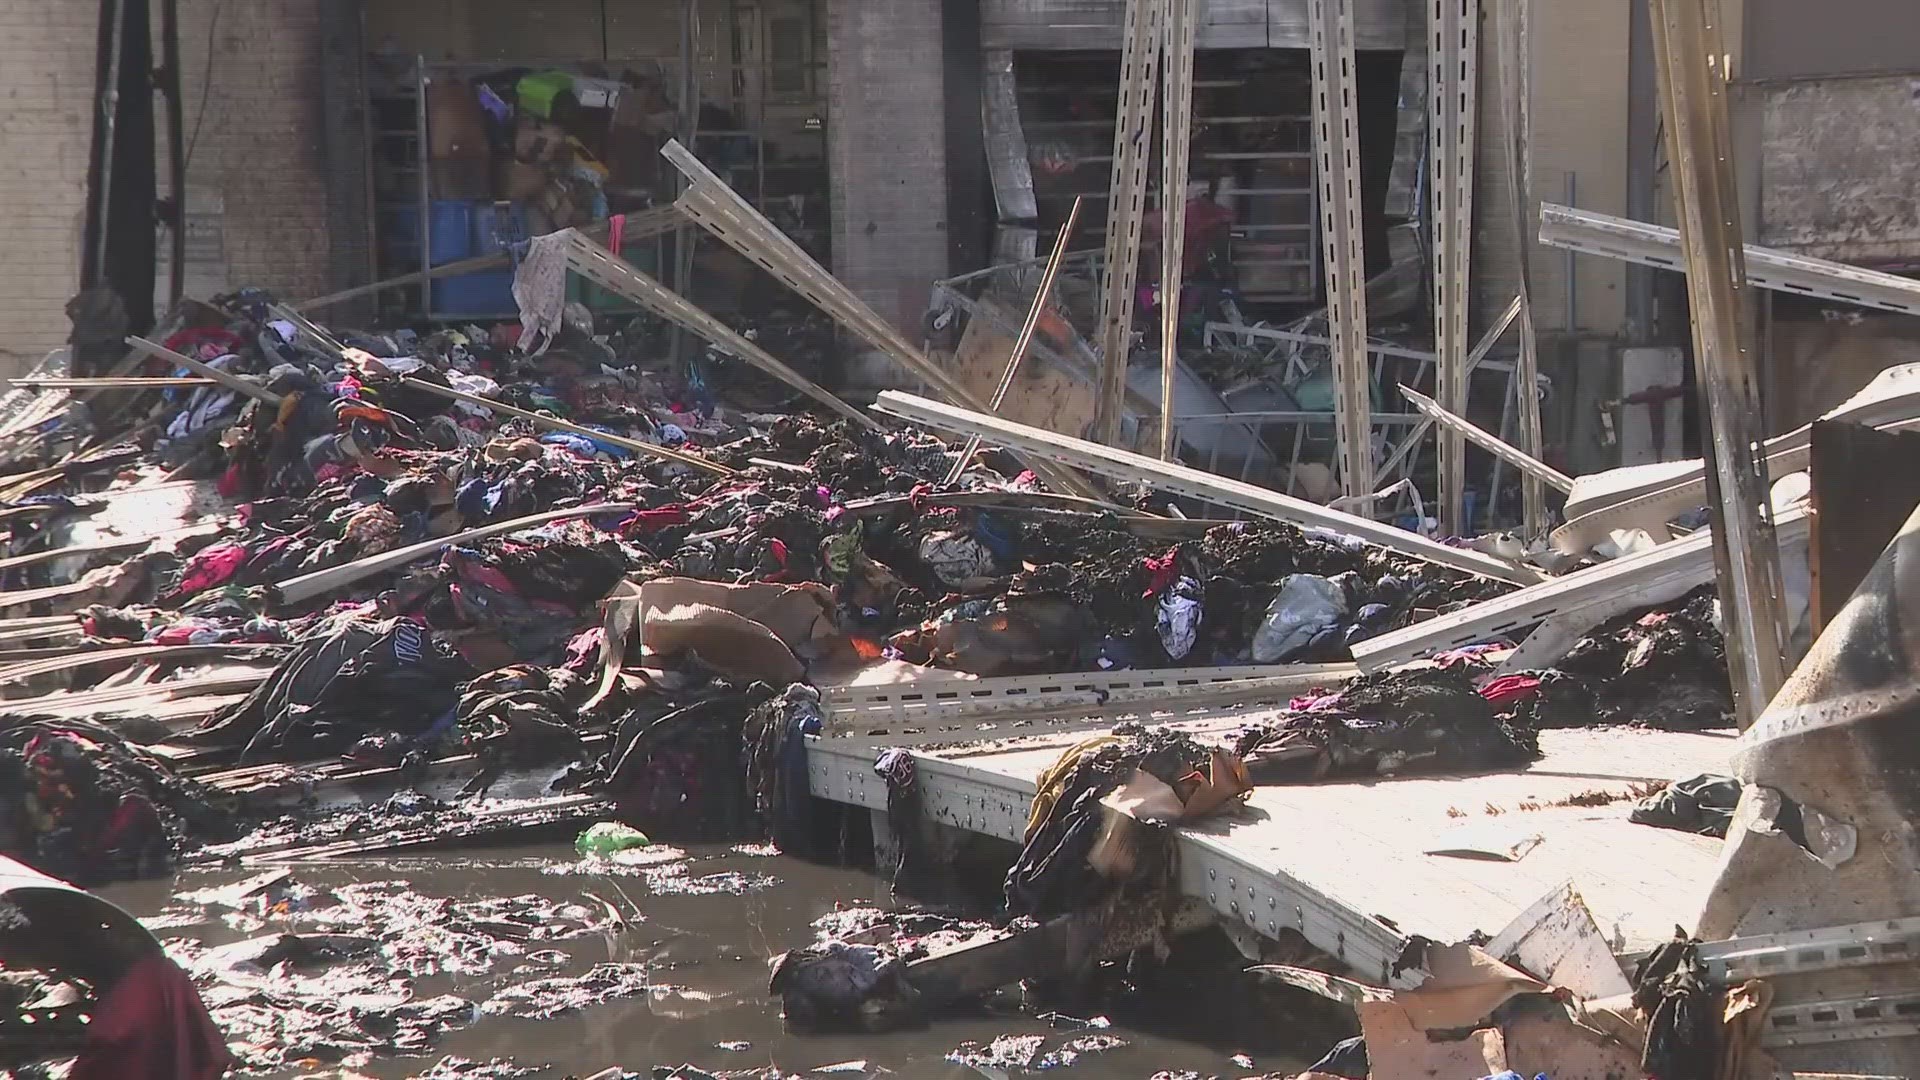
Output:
top-left (1354, 504), bottom-right (1812, 670)
top-left (979, 0), bottom-right (1407, 49)
top-left (1308, 0), bottom-right (1375, 499)
top-left (1430, 0), bottom-right (1478, 535)
top-left (982, 50), bottom-right (1038, 222)
top-left (1759, 76), bottom-right (1920, 263)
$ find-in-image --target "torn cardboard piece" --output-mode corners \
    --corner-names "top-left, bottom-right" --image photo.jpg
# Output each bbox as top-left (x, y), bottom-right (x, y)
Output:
top-left (591, 576), bottom-right (847, 688)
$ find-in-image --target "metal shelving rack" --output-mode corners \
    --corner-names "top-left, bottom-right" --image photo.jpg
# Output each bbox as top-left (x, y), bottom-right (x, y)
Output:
top-left (365, 50), bottom-right (830, 324)
top-left (1016, 57), bottom-right (1321, 306)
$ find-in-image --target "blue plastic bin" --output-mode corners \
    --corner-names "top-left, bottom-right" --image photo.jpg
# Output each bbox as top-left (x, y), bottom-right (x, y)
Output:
top-left (432, 268), bottom-right (516, 317)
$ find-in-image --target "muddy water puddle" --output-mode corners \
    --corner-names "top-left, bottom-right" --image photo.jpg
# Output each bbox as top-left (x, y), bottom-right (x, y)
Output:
top-left (99, 843), bottom-right (1307, 1079)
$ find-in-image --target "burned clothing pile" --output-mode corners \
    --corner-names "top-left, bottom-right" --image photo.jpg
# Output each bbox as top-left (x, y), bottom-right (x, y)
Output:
top-left (876, 516), bottom-right (1510, 677)
top-left (768, 907), bottom-right (1006, 1031)
top-left (0, 723), bottom-right (232, 884)
top-left (1511, 588), bottom-right (1734, 731)
top-left (1006, 726), bottom-right (1210, 921)
top-left (1233, 667), bottom-right (1539, 781)
top-left (188, 617), bottom-right (476, 763)
top-left (601, 686), bottom-right (774, 842)
top-left (455, 664), bottom-right (593, 766)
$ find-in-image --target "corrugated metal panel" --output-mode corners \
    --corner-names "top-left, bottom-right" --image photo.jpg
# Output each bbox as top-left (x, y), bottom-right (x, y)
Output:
top-left (981, 0), bottom-right (1407, 50)
top-left (1759, 76), bottom-right (1920, 263)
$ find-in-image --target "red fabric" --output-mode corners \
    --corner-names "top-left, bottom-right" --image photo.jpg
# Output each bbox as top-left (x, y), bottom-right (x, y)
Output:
top-left (608, 212), bottom-right (627, 254)
top-left (620, 505), bottom-right (691, 536)
top-left (161, 327), bottom-right (243, 362)
top-left (70, 954), bottom-right (231, 1080)
top-left (1140, 547), bottom-right (1180, 598)
top-left (1478, 673), bottom-right (1543, 705)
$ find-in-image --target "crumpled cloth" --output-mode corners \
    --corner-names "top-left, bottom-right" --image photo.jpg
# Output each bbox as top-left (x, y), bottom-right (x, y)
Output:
top-left (69, 953), bottom-right (232, 1080)
top-left (513, 229), bottom-right (572, 356)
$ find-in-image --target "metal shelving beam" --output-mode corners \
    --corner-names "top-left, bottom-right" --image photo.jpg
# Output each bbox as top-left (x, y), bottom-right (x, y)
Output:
top-left (1539, 203), bottom-right (1920, 318)
top-left (1353, 503), bottom-right (1810, 671)
top-left (557, 231), bottom-right (878, 432)
top-left (1430, 0), bottom-right (1479, 535)
top-left (1159, 0), bottom-right (1198, 460)
top-left (1399, 384), bottom-right (1573, 492)
top-left (1093, 0), bottom-right (1166, 445)
top-left (1649, 0), bottom-right (1787, 725)
top-left (1308, 0), bottom-right (1375, 500)
top-left (658, 139), bottom-right (1101, 501)
top-left (1495, 0), bottom-right (1547, 534)
top-left (872, 390), bottom-right (1544, 585)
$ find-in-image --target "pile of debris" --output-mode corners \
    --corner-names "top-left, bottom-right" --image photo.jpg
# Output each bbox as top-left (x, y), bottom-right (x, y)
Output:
top-left (0, 282), bottom-right (1554, 883)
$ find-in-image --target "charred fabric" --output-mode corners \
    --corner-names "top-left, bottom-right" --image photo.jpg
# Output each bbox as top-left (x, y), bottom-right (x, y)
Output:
top-left (0, 293), bottom-right (1741, 1019)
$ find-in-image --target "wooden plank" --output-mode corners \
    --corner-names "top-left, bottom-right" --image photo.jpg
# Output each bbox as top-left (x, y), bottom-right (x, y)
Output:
top-left (946, 198), bottom-right (1084, 484)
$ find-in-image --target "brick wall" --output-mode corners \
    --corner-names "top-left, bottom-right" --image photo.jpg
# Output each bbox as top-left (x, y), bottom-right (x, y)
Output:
top-left (0, 2), bottom-right (99, 373)
top-left (164, 0), bottom-right (337, 306)
top-left (824, 0), bottom-right (950, 334)
top-left (0, 0), bottom-right (344, 376)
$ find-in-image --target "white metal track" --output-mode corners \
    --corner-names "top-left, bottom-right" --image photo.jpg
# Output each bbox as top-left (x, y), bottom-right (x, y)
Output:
top-left (872, 390), bottom-right (1544, 585)
top-left (1430, 0), bottom-right (1479, 535)
top-left (806, 735), bottom-right (1413, 984)
top-left (1539, 203), bottom-right (1920, 318)
top-left (1308, 0), bottom-right (1375, 501)
top-left (1093, 0), bottom-right (1166, 444)
top-left (1398, 384), bottom-right (1574, 492)
top-left (824, 663), bottom-right (1355, 727)
top-left (1354, 503), bottom-right (1809, 670)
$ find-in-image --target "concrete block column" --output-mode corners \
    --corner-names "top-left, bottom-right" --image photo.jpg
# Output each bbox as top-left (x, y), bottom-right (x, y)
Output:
top-left (824, 0), bottom-right (951, 336)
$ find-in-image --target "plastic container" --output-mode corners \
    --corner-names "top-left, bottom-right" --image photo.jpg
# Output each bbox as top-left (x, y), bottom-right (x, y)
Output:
top-left (431, 268), bottom-right (515, 318)
top-left (576, 821), bottom-right (651, 857)
top-left (470, 200), bottom-right (527, 256)
top-left (426, 200), bottom-right (475, 264)
top-left (517, 70), bottom-right (575, 119)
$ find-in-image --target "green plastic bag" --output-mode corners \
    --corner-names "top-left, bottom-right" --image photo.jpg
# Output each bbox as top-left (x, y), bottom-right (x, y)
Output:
top-left (576, 821), bottom-right (651, 857)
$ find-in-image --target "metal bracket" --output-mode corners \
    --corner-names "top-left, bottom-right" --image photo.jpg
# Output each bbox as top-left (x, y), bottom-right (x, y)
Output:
top-left (1399, 383), bottom-right (1574, 492)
